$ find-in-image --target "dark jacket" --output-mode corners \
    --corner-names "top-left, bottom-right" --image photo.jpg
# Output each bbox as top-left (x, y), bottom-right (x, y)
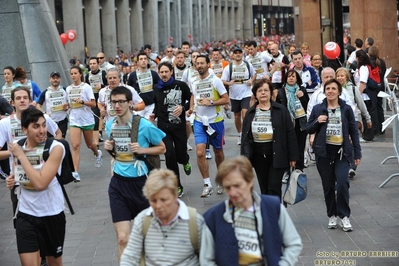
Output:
top-left (277, 85), bottom-right (309, 131)
top-left (241, 101), bottom-right (300, 168)
top-left (203, 194), bottom-right (282, 266)
top-left (306, 98), bottom-right (361, 161)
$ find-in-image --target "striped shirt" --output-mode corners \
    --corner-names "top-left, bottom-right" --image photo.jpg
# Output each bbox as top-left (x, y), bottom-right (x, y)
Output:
top-left (120, 199), bottom-right (204, 266)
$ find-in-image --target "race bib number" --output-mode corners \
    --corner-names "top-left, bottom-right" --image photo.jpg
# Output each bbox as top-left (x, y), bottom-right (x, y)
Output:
top-left (68, 88), bottom-right (83, 109)
top-left (137, 71), bottom-right (153, 93)
top-left (112, 125), bottom-right (133, 162)
top-left (295, 99), bottom-right (306, 118)
top-left (2, 85), bottom-right (13, 102)
top-left (105, 91), bottom-right (116, 117)
top-left (212, 63), bottom-right (223, 77)
top-left (232, 66), bottom-right (246, 80)
top-left (175, 69), bottom-right (184, 81)
top-left (14, 147), bottom-right (44, 190)
top-left (11, 119), bottom-right (26, 141)
top-left (250, 57), bottom-right (263, 74)
top-left (252, 121), bottom-right (273, 142)
top-left (49, 91), bottom-right (66, 112)
top-left (196, 81), bottom-right (213, 100)
top-left (234, 210), bottom-right (263, 265)
top-left (89, 75), bottom-right (103, 93)
top-left (326, 108), bottom-right (343, 145)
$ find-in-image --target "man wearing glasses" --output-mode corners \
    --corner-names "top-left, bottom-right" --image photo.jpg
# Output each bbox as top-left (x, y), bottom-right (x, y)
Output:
top-left (161, 46), bottom-right (175, 64)
top-left (97, 52), bottom-right (114, 73)
top-left (104, 86), bottom-right (166, 263)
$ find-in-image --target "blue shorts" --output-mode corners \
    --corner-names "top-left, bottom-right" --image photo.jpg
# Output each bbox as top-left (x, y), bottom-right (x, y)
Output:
top-left (193, 120), bottom-right (224, 150)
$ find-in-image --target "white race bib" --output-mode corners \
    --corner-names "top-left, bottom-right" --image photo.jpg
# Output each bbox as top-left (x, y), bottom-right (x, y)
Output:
top-left (137, 71), bottom-right (153, 93)
top-left (14, 145), bottom-right (45, 190)
top-left (326, 108), bottom-right (343, 145)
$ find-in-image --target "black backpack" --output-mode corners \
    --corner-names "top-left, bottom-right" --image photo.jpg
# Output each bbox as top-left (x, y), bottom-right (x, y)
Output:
top-left (17, 137), bottom-right (75, 214)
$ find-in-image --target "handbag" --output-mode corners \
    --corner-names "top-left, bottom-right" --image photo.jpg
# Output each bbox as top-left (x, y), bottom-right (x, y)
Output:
top-left (283, 167), bottom-right (308, 205)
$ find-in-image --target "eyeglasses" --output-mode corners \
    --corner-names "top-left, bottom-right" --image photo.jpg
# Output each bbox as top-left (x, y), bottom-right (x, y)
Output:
top-left (166, 50), bottom-right (173, 53)
top-left (98, 57), bottom-right (105, 59)
top-left (110, 100), bottom-right (128, 105)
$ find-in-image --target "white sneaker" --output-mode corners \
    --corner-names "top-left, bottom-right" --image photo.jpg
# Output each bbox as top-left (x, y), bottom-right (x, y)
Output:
top-left (201, 184), bottom-right (214, 198)
top-left (224, 109), bottom-right (232, 119)
top-left (205, 149), bottom-right (212, 159)
top-left (237, 135), bottom-right (241, 145)
top-left (304, 156), bottom-right (309, 168)
top-left (328, 216), bottom-right (338, 229)
top-left (340, 216), bottom-right (353, 232)
top-left (307, 148), bottom-right (316, 163)
top-left (359, 137), bottom-right (366, 143)
top-left (95, 150), bottom-right (103, 168)
top-left (282, 171), bottom-right (289, 184)
top-left (72, 172), bottom-right (81, 183)
top-left (187, 141), bottom-right (193, 151)
top-left (216, 185), bottom-right (224, 195)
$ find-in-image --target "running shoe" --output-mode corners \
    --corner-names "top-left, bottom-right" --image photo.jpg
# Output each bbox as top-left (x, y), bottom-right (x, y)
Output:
top-left (178, 186), bottom-right (184, 198)
top-left (328, 216), bottom-right (337, 229)
top-left (340, 216), bottom-right (353, 232)
top-left (205, 149), bottom-right (212, 159)
top-left (216, 185), bottom-right (224, 195)
top-left (184, 163), bottom-right (192, 175)
top-left (201, 184), bottom-right (214, 198)
top-left (72, 172), bottom-right (81, 183)
top-left (95, 150), bottom-right (103, 168)
top-left (187, 141), bottom-right (193, 151)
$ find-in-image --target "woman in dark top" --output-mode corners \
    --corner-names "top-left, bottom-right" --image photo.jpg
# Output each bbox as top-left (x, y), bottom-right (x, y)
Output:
top-left (241, 79), bottom-right (299, 199)
top-left (277, 69), bottom-right (309, 170)
top-left (306, 78), bottom-right (361, 232)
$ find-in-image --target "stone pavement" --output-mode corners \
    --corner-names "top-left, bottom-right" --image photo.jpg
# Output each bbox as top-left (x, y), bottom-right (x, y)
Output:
top-left (0, 118), bottom-right (399, 266)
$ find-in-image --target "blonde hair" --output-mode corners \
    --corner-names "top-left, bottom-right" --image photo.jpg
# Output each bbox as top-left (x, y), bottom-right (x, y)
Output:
top-left (335, 67), bottom-right (350, 82)
top-left (215, 156), bottom-right (254, 187)
top-left (143, 169), bottom-right (178, 199)
top-left (301, 42), bottom-right (309, 49)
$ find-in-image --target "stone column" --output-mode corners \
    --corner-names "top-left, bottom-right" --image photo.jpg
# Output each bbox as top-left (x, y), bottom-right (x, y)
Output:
top-left (215, 0), bottom-right (222, 41)
top-left (201, 0), bottom-right (210, 42)
top-left (99, 0), bottom-right (117, 59)
top-left (192, 0), bottom-right (200, 43)
top-left (142, 0), bottom-right (158, 50)
top-left (47, 0), bottom-right (55, 21)
top-left (210, 0), bottom-right (216, 41)
top-left (349, 0), bottom-right (399, 70)
top-left (84, 0), bottom-right (102, 55)
top-left (116, 0), bottom-right (131, 54)
top-left (158, 0), bottom-right (169, 51)
top-left (181, 0), bottom-right (190, 42)
top-left (243, 0), bottom-right (252, 39)
top-left (235, 0), bottom-right (243, 39)
top-left (170, 0), bottom-right (180, 46)
top-left (222, 1), bottom-right (228, 40)
top-left (228, 1), bottom-right (235, 40)
top-left (62, 0), bottom-right (85, 60)
top-left (129, 0), bottom-right (143, 51)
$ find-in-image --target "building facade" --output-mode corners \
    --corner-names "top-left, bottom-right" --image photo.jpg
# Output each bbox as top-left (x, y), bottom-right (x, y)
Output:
top-left (47, 0), bottom-right (253, 60)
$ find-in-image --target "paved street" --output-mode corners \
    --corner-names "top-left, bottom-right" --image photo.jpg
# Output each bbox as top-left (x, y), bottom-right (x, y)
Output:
top-left (0, 118), bottom-right (399, 265)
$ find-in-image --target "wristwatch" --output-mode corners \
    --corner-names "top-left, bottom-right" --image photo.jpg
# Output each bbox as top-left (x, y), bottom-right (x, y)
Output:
top-left (81, 100), bottom-right (84, 104)
top-left (209, 100), bottom-right (214, 107)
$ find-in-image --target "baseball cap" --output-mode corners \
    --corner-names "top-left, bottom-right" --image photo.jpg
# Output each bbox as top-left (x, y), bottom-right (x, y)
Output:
top-left (49, 71), bottom-right (61, 77)
top-left (144, 44), bottom-right (152, 50)
top-left (233, 46), bottom-right (243, 53)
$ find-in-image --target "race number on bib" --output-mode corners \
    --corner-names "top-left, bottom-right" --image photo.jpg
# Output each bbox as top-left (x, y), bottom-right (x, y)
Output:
top-left (252, 121), bottom-right (273, 142)
top-left (137, 71), bottom-right (153, 93)
top-left (68, 88), bottom-right (83, 109)
top-left (250, 57), bottom-right (263, 74)
top-left (326, 108), bottom-right (343, 145)
top-left (232, 66), bottom-right (246, 80)
top-left (196, 81), bottom-right (213, 100)
top-left (112, 124), bottom-right (133, 162)
top-left (14, 147), bottom-right (44, 190)
top-left (49, 91), bottom-right (66, 112)
top-left (295, 99), bottom-right (306, 118)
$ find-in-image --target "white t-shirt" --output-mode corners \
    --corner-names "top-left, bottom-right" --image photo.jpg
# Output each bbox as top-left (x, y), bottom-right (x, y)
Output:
top-left (190, 73), bottom-right (227, 123)
top-left (0, 114), bottom-right (59, 174)
top-left (347, 50), bottom-right (357, 65)
top-left (18, 140), bottom-right (65, 217)
top-left (221, 62), bottom-right (255, 100)
top-left (66, 83), bottom-right (95, 127)
top-left (98, 83), bottom-right (143, 122)
top-left (353, 65), bottom-right (370, 101)
top-left (246, 51), bottom-right (272, 79)
top-left (43, 86), bottom-right (68, 122)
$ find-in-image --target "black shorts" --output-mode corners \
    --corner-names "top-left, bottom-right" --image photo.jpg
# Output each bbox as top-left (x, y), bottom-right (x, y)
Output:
top-left (231, 97), bottom-right (251, 113)
top-left (108, 173), bottom-right (149, 223)
top-left (16, 211), bottom-right (66, 258)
